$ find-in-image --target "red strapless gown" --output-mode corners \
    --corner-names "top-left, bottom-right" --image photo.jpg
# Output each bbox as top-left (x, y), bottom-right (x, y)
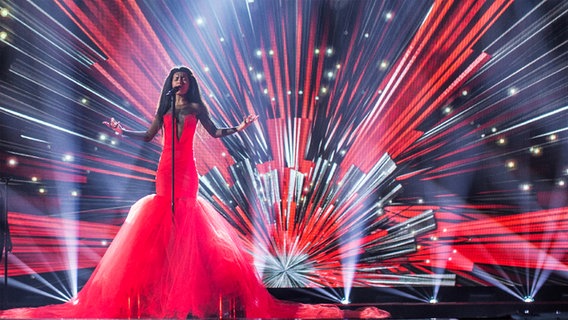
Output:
top-left (1, 115), bottom-right (389, 319)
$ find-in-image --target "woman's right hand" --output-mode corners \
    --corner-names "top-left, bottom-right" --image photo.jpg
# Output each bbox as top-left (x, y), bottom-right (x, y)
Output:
top-left (103, 117), bottom-right (124, 136)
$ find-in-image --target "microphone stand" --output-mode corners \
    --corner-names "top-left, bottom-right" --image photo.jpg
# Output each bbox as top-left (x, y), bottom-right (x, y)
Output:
top-left (170, 94), bottom-right (175, 218)
top-left (0, 177), bottom-right (12, 309)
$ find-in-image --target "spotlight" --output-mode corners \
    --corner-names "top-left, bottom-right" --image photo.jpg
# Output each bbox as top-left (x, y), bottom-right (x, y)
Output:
top-left (7, 157), bottom-right (17, 167)
top-left (519, 183), bottom-right (532, 192)
top-left (62, 154), bottom-right (74, 162)
top-left (385, 11), bottom-right (393, 21)
top-left (505, 160), bottom-right (516, 170)
top-left (523, 296), bottom-right (534, 303)
top-left (429, 297), bottom-right (438, 304)
top-left (340, 298), bottom-right (350, 305)
top-left (529, 146), bottom-right (542, 156)
top-left (314, 48), bottom-right (320, 55)
top-left (0, 7), bottom-right (9, 18)
top-left (0, 31), bottom-right (7, 41)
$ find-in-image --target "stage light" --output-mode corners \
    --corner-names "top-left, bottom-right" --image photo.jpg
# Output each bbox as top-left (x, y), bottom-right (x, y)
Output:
top-left (298, 90), bottom-right (303, 95)
top-left (523, 296), bottom-right (534, 303)
top-left (556, 179), bottom-right (565, 187)
top-left (204, 66), bottom-right (210, 72)
top-left (71, 190), bottom-right (80, 197)
top-left (99, 133), bottom-right (108, 141)
top-left (462, 90), bottom-right (468, 96)
top-left (321, 87), bottom-right (327, 94)
top-left (314, 48), bottom-right (320, 55)
top-left (508, 87), bottom-right (518, 96)
top-left (529, 146), bottom-right (541, 156)
top-left (340, 298), bottom-right (350, 305)
top-left (0, 7), bottom-right (9, 17)
top-left (268, 49), bottom-right (274, 56)
top-left (519, 183), bottom-right (532, 192)
top-left (256, 73), bottom-right (263, 80)
top-left (506, 160), bottom-right (517, 170)
top-left (219, 37), bottom-right (224, 42)
top-left (379, 60), bottom-right (389, 70)
top-left (326, 48), bottom-right (333, 56)
top-left (38, 187), bottom-right (46, 194)
top-left (196, 18), bottom-right (204, 25)
top-left (496, 137), bottom-right (507, 145)
top-left (7, 157), bottom-right (17, 167)
top-left (548, 134), bottom-right (557, 141)
top-left (443, 106), bottom-right (452, 114)
top-left (255, 49), bottom-right (262, 57)
top-left (31, 176), bottom-right (38, 182)
top-left (80, 97), bottom-right (88, 104)
top-left (0, 31), bottom-right (7, 41)
top-left (385, 11), bottom-right (393, 21)
top-left (62, 154), bottom-right (74, 162)
top-left (364, 33), bottom-right (369, 38)
top-left (429, 297), bottom-right (438, 304)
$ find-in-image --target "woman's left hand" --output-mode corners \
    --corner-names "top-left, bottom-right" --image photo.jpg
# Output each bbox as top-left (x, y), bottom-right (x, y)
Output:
top-left (238, 114), bottom-right (259, 131)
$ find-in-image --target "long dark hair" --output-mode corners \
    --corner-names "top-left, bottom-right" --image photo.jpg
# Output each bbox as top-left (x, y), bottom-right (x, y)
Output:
top-left (155, 66), bottom-right (203, 118)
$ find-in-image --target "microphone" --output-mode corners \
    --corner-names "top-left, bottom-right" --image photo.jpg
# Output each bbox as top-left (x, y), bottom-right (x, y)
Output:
top-left (166, 86), bottom-right (181, 96)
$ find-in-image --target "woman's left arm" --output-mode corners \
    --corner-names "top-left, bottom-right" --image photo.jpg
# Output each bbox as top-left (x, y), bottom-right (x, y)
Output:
top-left (196, 103), bottom-right (258, 138)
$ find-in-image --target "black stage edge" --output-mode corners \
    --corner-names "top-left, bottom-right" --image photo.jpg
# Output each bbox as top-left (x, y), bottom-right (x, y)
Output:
top-left (3, 270), bottom-right (568, 319)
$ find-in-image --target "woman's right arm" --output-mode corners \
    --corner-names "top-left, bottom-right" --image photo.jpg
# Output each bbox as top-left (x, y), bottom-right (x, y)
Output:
top-left (104, 116), bottom-right (162, 142)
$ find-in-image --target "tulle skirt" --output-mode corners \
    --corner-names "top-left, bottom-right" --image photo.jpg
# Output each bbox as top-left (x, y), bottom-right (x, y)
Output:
top-left (1, 195), bottom-right (390, 319)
